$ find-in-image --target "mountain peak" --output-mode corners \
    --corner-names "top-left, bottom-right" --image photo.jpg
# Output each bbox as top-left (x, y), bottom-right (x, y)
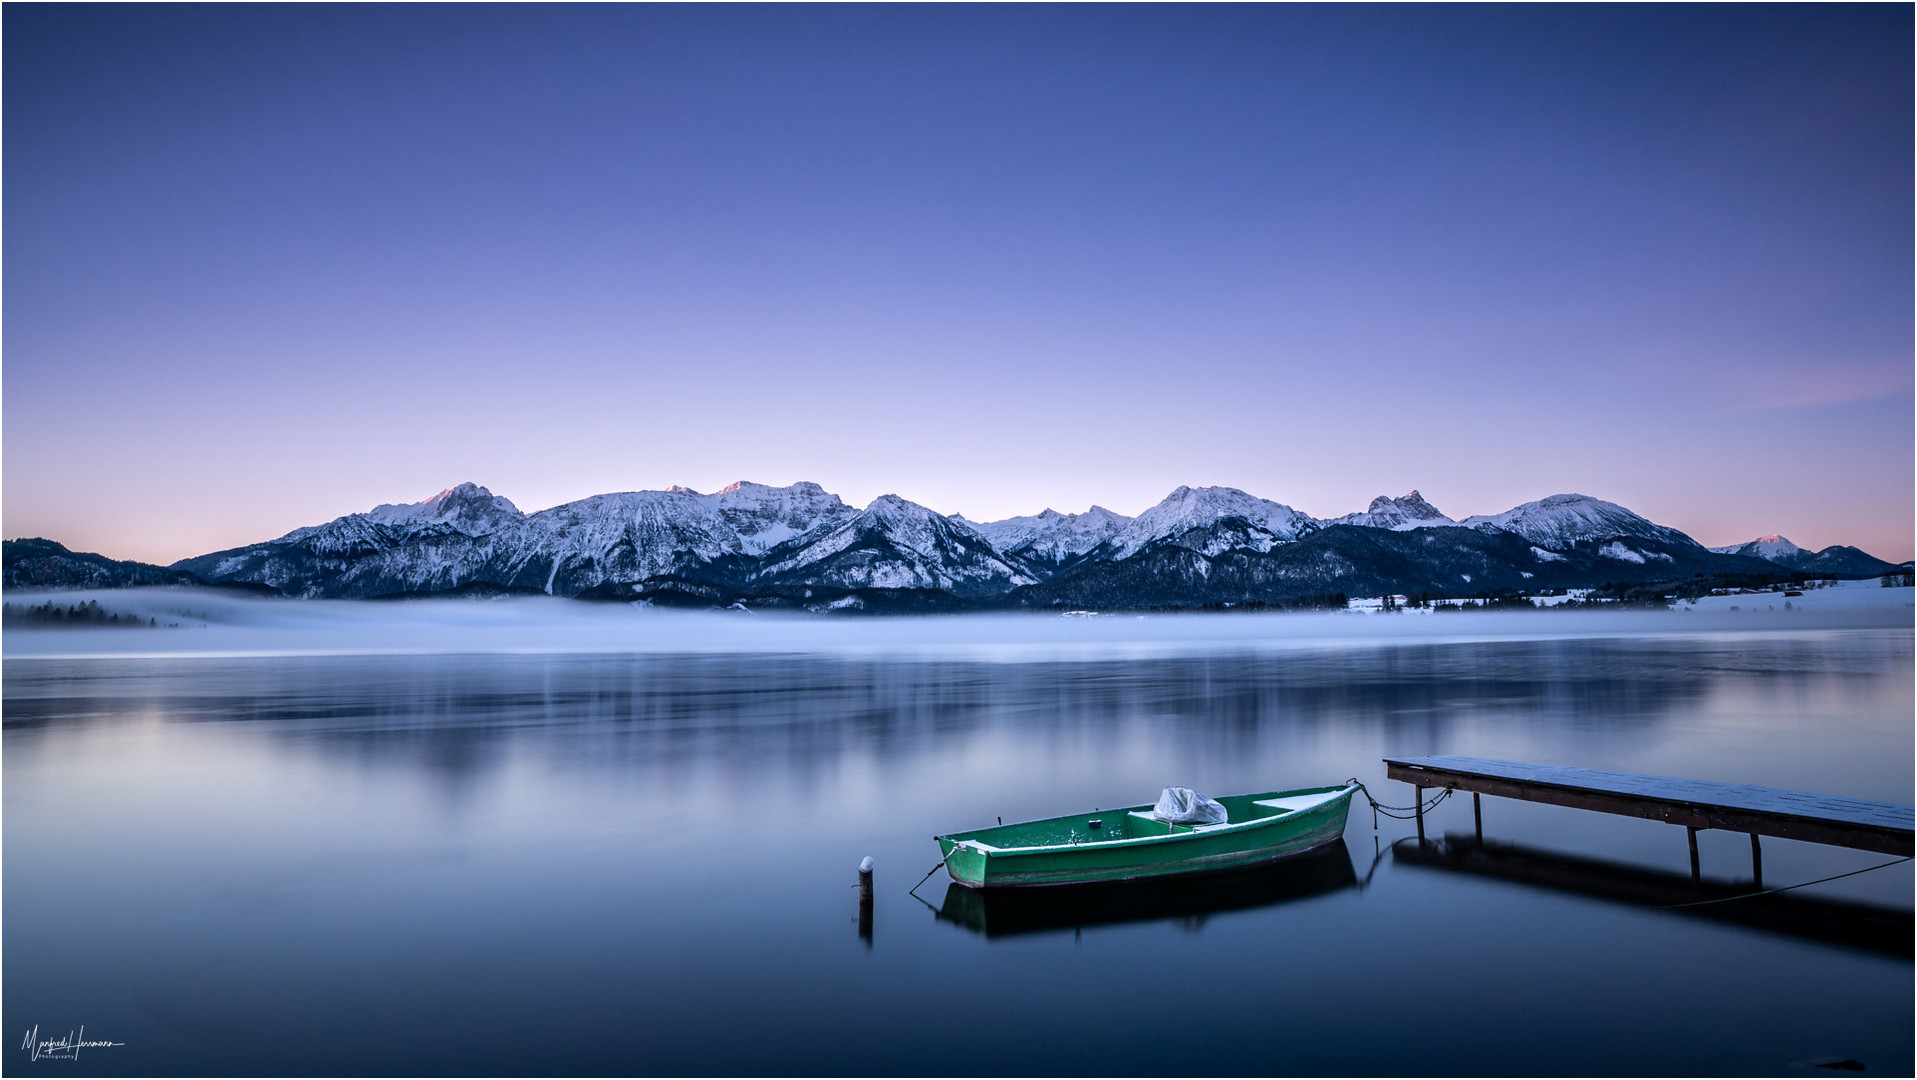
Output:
top-left (1112, 485), bottom-right (1315, 558)
top-left (367, 483), bottom-right (522, 526)
top-left (693, 481), bottom-right (855, 554)
top-left (716, 480), bottom-right (825, 497)
top-left (1462, 493), bottom-right (1698, 551)
top-left (1342, 490), bottom-right (1453, 531)
top-left (1709, 534), bottom-right (1805, 559)
top-left (426, 481), bottom-right (503, 506)
top-left (864, 493), bottom-right (936, 519)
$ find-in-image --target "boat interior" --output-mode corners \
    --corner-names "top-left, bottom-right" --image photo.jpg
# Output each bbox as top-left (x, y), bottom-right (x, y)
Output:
top-left (945, 786), bottom-right (1350, 850)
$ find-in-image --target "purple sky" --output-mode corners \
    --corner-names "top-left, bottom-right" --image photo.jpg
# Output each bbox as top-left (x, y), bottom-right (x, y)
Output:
top-left (6, 6), bottom-right (1911, 564)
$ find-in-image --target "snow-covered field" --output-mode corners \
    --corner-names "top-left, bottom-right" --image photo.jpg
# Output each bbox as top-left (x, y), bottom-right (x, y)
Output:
top-left (3, 584), bottom-right (1909, 662)
top-left (1679, 576), bottom-right (1912, 614)
top-left (1346, 589), bottom-right (1600, 612)
top-left (1344, 578), bottom-right (1913, 615)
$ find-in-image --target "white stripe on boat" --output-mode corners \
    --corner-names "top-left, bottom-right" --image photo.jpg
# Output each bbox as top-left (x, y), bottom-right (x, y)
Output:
top-left (1254, 791), bottom-right (1349, 814)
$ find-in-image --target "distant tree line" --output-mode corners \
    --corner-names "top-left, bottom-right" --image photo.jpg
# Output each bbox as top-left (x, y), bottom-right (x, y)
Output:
top-left (1196, 593), bottom-right (1350, 612)
top-left (2, 600), bottom-right (164, 628)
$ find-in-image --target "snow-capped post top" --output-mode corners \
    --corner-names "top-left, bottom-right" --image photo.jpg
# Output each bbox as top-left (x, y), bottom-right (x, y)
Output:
top-left (858, 856), bottom-right (873, 874)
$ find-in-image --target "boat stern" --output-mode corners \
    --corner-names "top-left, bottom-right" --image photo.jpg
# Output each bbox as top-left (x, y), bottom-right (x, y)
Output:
top-left (937, 836), bottom-right (992, 888)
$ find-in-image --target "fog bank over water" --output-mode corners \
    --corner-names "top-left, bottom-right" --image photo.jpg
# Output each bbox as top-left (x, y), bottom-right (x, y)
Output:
top-left (3, 585), bottom-right (1909, 661)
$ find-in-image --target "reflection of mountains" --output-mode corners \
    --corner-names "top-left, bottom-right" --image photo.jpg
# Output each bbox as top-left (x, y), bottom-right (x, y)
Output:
top-left (935, 844), bottom-right (1359, 938)
top-left (3, 637), bottom-right (1895, 793)
top-left (1397, 834), bottom-right (1913, 960)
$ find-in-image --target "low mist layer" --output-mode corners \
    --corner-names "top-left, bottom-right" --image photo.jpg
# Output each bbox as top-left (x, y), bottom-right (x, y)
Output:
top-left (3, 586), bottom-right (1909, 662)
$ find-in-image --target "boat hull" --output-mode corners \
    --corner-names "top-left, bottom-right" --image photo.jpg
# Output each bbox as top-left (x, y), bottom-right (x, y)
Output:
top-left (936, 843), bottom-right (1360, 936)
top-left (937, 785), bottom-right (1356, 889)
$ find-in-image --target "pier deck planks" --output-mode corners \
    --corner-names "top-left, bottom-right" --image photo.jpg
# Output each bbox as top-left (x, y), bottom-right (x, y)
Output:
top-left (1384, 755), bottom-right (1914, 856)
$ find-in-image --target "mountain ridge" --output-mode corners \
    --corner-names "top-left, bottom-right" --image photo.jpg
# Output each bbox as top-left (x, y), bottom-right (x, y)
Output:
top-left (1708, 534), bottom-right (1903, 577)
top-left (5, 480), bottom-right (1901, 604)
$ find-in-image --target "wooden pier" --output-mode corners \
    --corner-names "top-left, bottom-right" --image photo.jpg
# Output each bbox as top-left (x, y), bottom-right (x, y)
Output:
top-left (1383, 755), bottom-right (1915, 884)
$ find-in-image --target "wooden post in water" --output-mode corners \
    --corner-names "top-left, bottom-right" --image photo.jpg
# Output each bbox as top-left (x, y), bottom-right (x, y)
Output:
top-left (1414, 786), bottom-right (1426, 843)
top-left (1687, 827), bottom-right (1701, 887)
top-left (857, 856), bottom-right (873, 946)
top-left (1750, 834), bottom-right (1763, 889)
top-left (1473, 792), bottom-right (1483, 843)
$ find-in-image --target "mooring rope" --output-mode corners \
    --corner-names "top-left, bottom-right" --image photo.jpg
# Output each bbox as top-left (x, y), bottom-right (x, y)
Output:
top-left (1346, 778), bottom-right (1455, 828)
top-left (1661, 855), bottom-right (1914, 909)
top-left (907, 851), bottom-right (954, 898)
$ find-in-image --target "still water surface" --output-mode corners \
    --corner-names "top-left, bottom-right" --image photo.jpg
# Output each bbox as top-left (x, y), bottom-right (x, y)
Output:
top-left (6, 630), bottom-right (1912, 1075)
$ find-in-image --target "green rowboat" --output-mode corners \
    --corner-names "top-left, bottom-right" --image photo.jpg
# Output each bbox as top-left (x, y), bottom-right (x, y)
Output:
top-left (936, 844), bottom-right (1359, 936)
top-left (936, 783), bottom-right (1358, 889)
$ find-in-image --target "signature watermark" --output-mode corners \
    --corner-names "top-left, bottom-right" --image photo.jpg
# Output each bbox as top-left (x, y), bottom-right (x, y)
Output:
top-left (19, 1025), bottom-right (123, 1062)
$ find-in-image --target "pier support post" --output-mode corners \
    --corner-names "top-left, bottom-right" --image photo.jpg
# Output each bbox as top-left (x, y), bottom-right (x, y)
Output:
top-left (1415, 787), bottom-right (1426, 843)
top-left (857, 856), bottom-right (873, 946)
top-left (1687, 827), bottom-right (1701, 887)
top-left (1750, 834), bottom-right (1762, 889)
top-left (1473, 792), bottom-right (1483, 843)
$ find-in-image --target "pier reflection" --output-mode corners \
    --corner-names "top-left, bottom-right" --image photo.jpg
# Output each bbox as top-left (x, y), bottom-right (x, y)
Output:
top-left (1394, 833), bottom-right (1914, 960)
top-left (934, 845), bottom-right (1358, 938)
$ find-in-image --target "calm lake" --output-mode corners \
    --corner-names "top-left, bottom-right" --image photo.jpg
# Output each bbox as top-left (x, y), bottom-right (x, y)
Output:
top-left (5, 626), bottom-right (1912, 1076)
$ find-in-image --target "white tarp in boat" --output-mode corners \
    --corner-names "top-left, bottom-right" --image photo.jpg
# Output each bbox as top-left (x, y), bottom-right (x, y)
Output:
top-left (1152, 786), bottom-right (1227, 824)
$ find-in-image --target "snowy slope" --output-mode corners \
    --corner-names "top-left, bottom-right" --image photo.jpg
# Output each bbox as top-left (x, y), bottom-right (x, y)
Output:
top-left (753, 495), bottom-right (1036, 597)
top-left (966, 506), bottom-right (1131, 573)
top-left (274, 483), bottom-right (528, 550)
top-left (1709, 534), bottom-right (1805, 560)
top-left (1332, 491), bottom-right (1455, 531)
top-left (177, 483), bottom-right (549, 597)
top-left (1108, 486), bottom-right (1318, 559)
top-left (526, 490), bottom-right (742, 588)
top-left (357, 483), bottom-right (526, 534)
top-left (528, 481), bottom-right (856, 585)
top-left (699, 481), bottom-right (859, 553)
top-left (1461, 494), bottom-right (1702, 551)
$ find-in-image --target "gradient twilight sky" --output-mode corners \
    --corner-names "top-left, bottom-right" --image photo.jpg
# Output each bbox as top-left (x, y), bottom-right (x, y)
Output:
top-left (5, 4), bottom-right (1912, 564)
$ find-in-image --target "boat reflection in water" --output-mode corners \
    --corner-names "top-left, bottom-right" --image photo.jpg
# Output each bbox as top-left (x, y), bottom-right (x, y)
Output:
top-left (935, 843), bottom-right (1358, 939)
top-left (1396, 833), bottom-right (1914, 961)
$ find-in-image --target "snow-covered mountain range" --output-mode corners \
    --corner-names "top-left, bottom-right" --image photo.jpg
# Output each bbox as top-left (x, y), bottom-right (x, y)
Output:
top-left (6, 482), bottom-right (1905, 605)
top-left (169, 480), bottom-right (861, 599)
